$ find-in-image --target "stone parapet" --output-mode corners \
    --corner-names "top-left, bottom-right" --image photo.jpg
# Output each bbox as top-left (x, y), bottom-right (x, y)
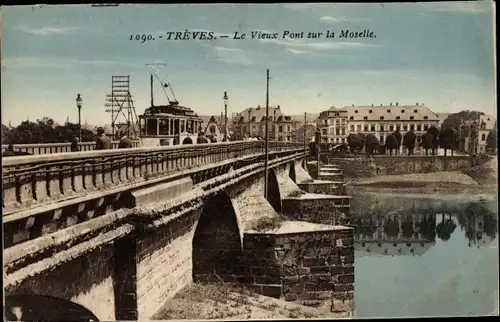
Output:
top-left (2, 141), bottom-right (305, 214)
top-left (2, 141), bottom-right (141, 155)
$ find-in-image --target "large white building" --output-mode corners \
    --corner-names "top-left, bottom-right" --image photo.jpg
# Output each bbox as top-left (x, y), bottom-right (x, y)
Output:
top-left (317, 103), bottom-right (440, 147)
top-left (478, 114), bottom-right (496, 153)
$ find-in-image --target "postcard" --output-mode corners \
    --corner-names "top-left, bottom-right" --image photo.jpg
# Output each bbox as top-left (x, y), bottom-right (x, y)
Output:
top-left (2, 2), bottom-right (498, 321)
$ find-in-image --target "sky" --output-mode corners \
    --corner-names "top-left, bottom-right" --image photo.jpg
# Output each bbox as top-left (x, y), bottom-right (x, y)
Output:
top-left (1, 2), bottom-right (497, 126)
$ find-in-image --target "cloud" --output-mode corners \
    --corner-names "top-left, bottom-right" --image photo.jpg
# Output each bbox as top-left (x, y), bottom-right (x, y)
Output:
top-left (3, 57), bottom-right (139, 69)
top-left (286, 48), bottom-right (309, 55)
top-left (260, 38), bottom-right (380, 52)
top-left (421, 2), bottom-right (491, 14)
top-left (319, 16), bottom-right (348, 23)
top-left (213, 46), bottom-right (252, 66)
top-left (15, 26), bottom-right (77, 36)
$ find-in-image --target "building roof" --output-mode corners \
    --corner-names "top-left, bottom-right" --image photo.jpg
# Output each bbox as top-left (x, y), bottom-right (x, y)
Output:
top-left (479, 114), bottom-right (496, 131)
top-left (234, 105), bottom-right (283, 123)
top-left (339, 104), bottom-right (439, 121)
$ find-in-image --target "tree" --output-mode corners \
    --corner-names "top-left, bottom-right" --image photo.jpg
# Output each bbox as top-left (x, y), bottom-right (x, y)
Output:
top-left (365, 134), bottom-right (380, 155)
top-left (486, 131), bottom-right (497, 152)
top-left (421, 132), bottom-right (434, 156)
top-left (427, 126), bottom-right (440, 155)
top-left (385, 134), bottom-right (398, 156)
top-left (356, 133), bottom-right (366, 152)
top-left (442, 110), bottom-right (485, 131)
top-left (436, 214), bottom-right (457, 242)
top-left (346, 133), bottom-right (361, 152)
top-left (439, 127), bottom-right (459, 156)
top-left (384, 218), bottom-right (400, 238)
top-left (403, 130), bottom-right (417, 155)
top-left (392, 130), bottom-right (402, 155)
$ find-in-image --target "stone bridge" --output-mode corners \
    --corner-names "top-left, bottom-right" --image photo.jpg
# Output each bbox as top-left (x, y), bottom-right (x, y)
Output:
top-left (3, 141), bottom-right (354, 321)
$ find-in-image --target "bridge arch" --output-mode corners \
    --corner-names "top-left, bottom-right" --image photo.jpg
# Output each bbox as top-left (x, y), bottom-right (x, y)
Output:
top-left (288, 161), bottom-right (297, 183)
top-left (266, 168), bottom-right (282, 213)
top-left (5, 294), bottom-right (99, 321)
top-left (182, 137), bottom-right (193, 145)
top-left (192, 191), bottom-right (243, 282)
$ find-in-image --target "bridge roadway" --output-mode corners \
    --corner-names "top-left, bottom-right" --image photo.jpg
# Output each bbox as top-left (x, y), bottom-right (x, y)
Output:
top-left (3, 141), bottom-right (354, 321)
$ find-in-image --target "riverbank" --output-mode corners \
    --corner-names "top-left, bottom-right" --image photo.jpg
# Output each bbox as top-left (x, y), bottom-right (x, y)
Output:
top-left (153, 283), bottom-right (352, 320)
top-left (347, 156), bottom-right (497, 195)
top-left (347, 171), bottom-right (498, 196)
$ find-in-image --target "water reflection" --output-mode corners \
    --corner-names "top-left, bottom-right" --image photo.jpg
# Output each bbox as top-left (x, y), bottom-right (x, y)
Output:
top-left (351, 197), bottom-right (498, 256)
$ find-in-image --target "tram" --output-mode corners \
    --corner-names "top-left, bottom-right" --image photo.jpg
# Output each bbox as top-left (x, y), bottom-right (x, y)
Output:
top-left (139, 73), bottom-right (203, 147)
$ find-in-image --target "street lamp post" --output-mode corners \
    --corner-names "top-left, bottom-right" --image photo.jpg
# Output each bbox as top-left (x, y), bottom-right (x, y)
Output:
top-left (223, 91), bottom-right (229, 142)
top-left (76, 93), bottom-right (83, 142)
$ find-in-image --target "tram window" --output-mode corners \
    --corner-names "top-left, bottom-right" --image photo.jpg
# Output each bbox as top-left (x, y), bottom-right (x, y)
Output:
top-left (181, 120), bottom-right (185, 133)
top-left (159, 119), bottom-right (169, 135)
top-left (140, 119), bottom-right (146, 135)
top-left (186, 120), bottom-right (193, 134)
top-left (147, 119), bottom-right (158, 136)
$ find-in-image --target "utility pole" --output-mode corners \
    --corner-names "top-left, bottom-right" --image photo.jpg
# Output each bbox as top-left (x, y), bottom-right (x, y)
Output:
top-left (303, 112), bottom-right (307, 159)
top-left (264, 69), bottom-right (270, 199)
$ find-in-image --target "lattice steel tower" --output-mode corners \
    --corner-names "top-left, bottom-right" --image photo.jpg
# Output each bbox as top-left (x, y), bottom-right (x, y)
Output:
top-left (104, 75), bottom-right (139, 139)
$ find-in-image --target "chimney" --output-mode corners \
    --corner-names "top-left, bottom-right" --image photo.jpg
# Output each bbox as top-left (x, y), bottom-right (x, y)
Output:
top-left (396, 102), bottom-right (399, 106)
top-left (390, 102), bottom-right (392, 106)
top-left (277, 105), bottom-right (280, 109)
top-left (257, 105), bottom-right (261, 110)
top-left (273, 109), bottom-right (277, 121)
top-left (371, 103), bottom-right (374, 106)
top-left (416, 102), bottom-right (419, 106)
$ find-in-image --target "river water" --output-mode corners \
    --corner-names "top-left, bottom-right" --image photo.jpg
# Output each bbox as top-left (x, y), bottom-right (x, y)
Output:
top-left (350, 193), bottom-right (499, 318)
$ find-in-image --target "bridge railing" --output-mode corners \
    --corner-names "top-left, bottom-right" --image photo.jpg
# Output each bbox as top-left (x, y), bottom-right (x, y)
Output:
top-left (2, 141), bottom-right (306, 213)
top-left (1, 141), bottom-right (141, 155)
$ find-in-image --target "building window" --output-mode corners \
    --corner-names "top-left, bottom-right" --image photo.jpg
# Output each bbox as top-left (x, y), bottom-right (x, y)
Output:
top-left (349, 116), bottom-right (354, 120)
top-left (380, 116), bottom-right (384, 120)
top-left (341, 128), bottom-right (345, 135)
top-left (401, 109), bottom-right (405, 113)
top-left (335, 112), bottom-right (339, 116)
top-left (324, 120), bottom-right (328, 126)
top-left (389, 125), bottom-right (394, 131)
top-left (350, 125), bottom-right (355, 131)
top-left (410, 116), bottom-right (414, 120)
top-left (379, 135), bottom-right (384, 142)
top-left (355, 110), bottom-right (358, 113)
top-left (363, 116), bottom-right (368, 120)
top-left (336, 138), bottom-right (340, 143)
top-left (322, 129), bottom-right (327, 135)
top-left (403, 125), bottom-right (408, 131)
top-left (424, 125), bottom-right (429, 131)
top-left (357, 125), bottom-right (362, 131)
top-left (417, 124), bottom-right (422, 131)
top-left (341, 138), bottom-right (345, 143)
top-left (363, 125), bottom-right (369, 131)
top-left (279, 126), bottom-right (283, 132)
top-left (380, 125), bottom-right (385, 132)
top-left (414, 109), bottom-right (418, 113)
top-left (396, 125), bottom-right (401, 131)
top-left (336, 129), bottom-right (340, 136)
top-left (417, 135), bottom-right (421, 142)
top-left (369, 109), bottom-right (373, 113)
top-left (482, 133), bottom-right (486, 141)
top-left (410, 124), bottom-right (415, 131)
top-left (396, 116), bottom-right (401, 120)
top-left (387, 109), bottom-right (391, 113)
top-left (423, 116), bottom-right (428, 120)
top-left (278, 136), bottom-right (283, 141)
top-left (370, 125), bottom-right (376, 131)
